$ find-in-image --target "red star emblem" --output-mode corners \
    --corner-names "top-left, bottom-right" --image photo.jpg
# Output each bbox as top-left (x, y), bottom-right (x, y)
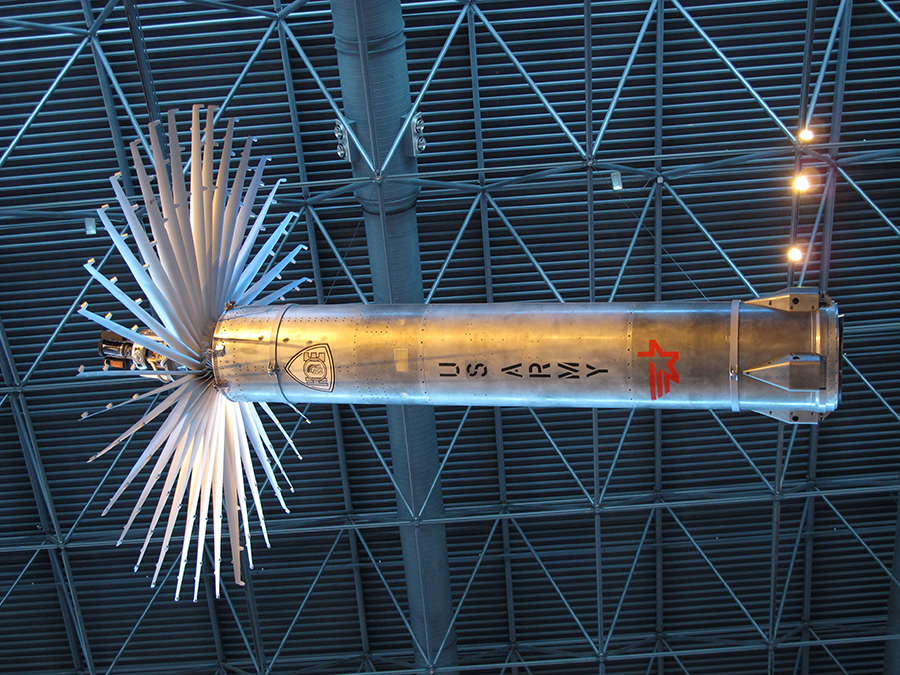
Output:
top-left (637, 340), bottom-right (680, 400)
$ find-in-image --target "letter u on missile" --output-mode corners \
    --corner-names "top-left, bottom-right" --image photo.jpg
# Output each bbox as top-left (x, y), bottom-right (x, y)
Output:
top-left (212, 288), bottom-right (841, 424)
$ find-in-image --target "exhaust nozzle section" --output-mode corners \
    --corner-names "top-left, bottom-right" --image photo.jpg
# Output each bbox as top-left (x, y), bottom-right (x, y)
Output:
top-left (212, 289), bottom-right (840, 423)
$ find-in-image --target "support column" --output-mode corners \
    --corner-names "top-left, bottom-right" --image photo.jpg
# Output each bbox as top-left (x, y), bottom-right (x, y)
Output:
top-left (329, 1), bottom-right (457, 672)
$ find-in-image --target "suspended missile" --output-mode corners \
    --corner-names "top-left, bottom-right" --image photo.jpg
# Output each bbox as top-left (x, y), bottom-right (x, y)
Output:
top-left (83, 108), bottom-right (842, 603)
top-left (211, 288), bottom-right (841, 424)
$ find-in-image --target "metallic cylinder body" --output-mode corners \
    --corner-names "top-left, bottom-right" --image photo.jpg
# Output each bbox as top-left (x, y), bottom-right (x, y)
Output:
top-left (213, 290), bottom-right (841, 422)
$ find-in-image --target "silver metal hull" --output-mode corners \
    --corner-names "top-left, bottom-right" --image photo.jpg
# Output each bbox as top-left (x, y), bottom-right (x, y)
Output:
top-left (212, 289), bottom-right (841, 423)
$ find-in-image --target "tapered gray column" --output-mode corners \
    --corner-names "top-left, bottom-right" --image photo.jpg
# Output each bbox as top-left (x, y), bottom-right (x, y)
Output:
top-left (330, 1), bottom-right (458, 672)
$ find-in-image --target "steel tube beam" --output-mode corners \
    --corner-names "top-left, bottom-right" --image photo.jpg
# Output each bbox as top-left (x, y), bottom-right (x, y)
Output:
top-left (511, 519), bottom-right (599, 654)
top-left (307, 205), bottom-right (370, 304)
top-left (608, 183), bottom-right (657, 302)
top-left (333, 406), bottom-right (373, 663)
top-left (585, 0), bottom-right (594, 306)
top-left (664, 183), bottom-right (759, 297)
top-left (425, 194), bottom-right (481, 303)
top-left (0, 549), bottom-right (40, 611)
top-left (81, 0), bottom-right (134, 196)
top-left (472, 4), bottom-right (584, 159)
top-left (876, 0), bottom-right (900, 23)
top-left (380, 3), bottom-right (468, 173)
top-left (82, 627), bottom-right (900, 675)
top-left (0, 38), bottom-right (89, 170)
top-left (104, 560), bottom-right (177, 675)
top-left (267, 531), bottom-right (345, 673)
top-left (329, 3), bottom-right (456, 670)
top-left (590, 0), bottom-right (657, 157)
top-left (666, 506), bottom-right (768, 641)
top-left (484, 194), bottom-right (566, 302)
top-left (355, 530), bottom-right (427, 662)
top-left (122, 0), bottom-right (161, 123)
top-left (6, 477), bottom-right (900, 555)
top-left (0, 314), bottom-right (96, 675)
top-left (529, 409), bottom-right (592, 503)
top-left (805, 0), bottom-right (849, 130)
top-left (670, 0), bottom-right (797, 143)
top-left (800, 426), bottom-right (818, 675)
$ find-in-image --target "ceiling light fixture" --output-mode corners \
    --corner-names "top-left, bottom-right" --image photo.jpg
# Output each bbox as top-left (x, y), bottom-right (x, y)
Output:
top-left (793, 175), bottom-right (811, 191)
top-left (611, 171), bottom-right (623, 190)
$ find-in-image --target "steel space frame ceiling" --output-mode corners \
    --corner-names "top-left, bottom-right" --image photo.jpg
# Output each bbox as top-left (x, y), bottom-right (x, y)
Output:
top-left (1, 1), bottom-right (900, 674)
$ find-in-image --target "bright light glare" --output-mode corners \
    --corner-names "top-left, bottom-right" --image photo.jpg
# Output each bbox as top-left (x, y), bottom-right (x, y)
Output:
top-left (798, 128), bottom-right (814, 142)
top-left (788, 247), bottom-right (803, 262)
top-left (793, 175), bottom-right (811, 191)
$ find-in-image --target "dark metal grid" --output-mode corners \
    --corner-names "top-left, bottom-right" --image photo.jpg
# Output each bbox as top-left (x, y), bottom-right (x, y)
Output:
top-left (0, 1), bottom-right (899, 674)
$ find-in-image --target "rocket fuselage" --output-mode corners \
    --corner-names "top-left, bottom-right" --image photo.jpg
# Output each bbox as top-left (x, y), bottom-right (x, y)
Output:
top-left (211, 289), bottom-right (841, 423)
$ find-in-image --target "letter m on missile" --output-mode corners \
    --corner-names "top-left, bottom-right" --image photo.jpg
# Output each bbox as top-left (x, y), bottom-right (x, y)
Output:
top-left (637, 340), bottom-right (680, 401)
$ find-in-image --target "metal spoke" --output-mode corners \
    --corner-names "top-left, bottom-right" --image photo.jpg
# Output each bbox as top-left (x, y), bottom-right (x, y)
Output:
top-left (590, 0), bottom-right (657, 156)
top-left (844, 355), bottom-right (900, 424)
top-left (528, 408), bottom-right (593, 504)
top-left (818, 491), bottom-right (900, 591)
top-left (425, 194), bottom-right (481, 303)
top-left (354, 530), bottom-right (427, 662)
top-left (670, 0), bottom-right (796, 143)
top-left (267, 529), bottom-right (345, 673)
top-left (664, 183), bottom-right (759, 297)
top-left (485, 193), bottom-right (566, 302)
top-left (0, 549), bottom-right (40, 611)
top-left (473, 4), bottom-right (586, 159)
top-left (511, 518), bottom-right (599, 655)
top-left (666, 503), bottom-right (768, 641)
top-left (709, 411), bottom-right (775, 494)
